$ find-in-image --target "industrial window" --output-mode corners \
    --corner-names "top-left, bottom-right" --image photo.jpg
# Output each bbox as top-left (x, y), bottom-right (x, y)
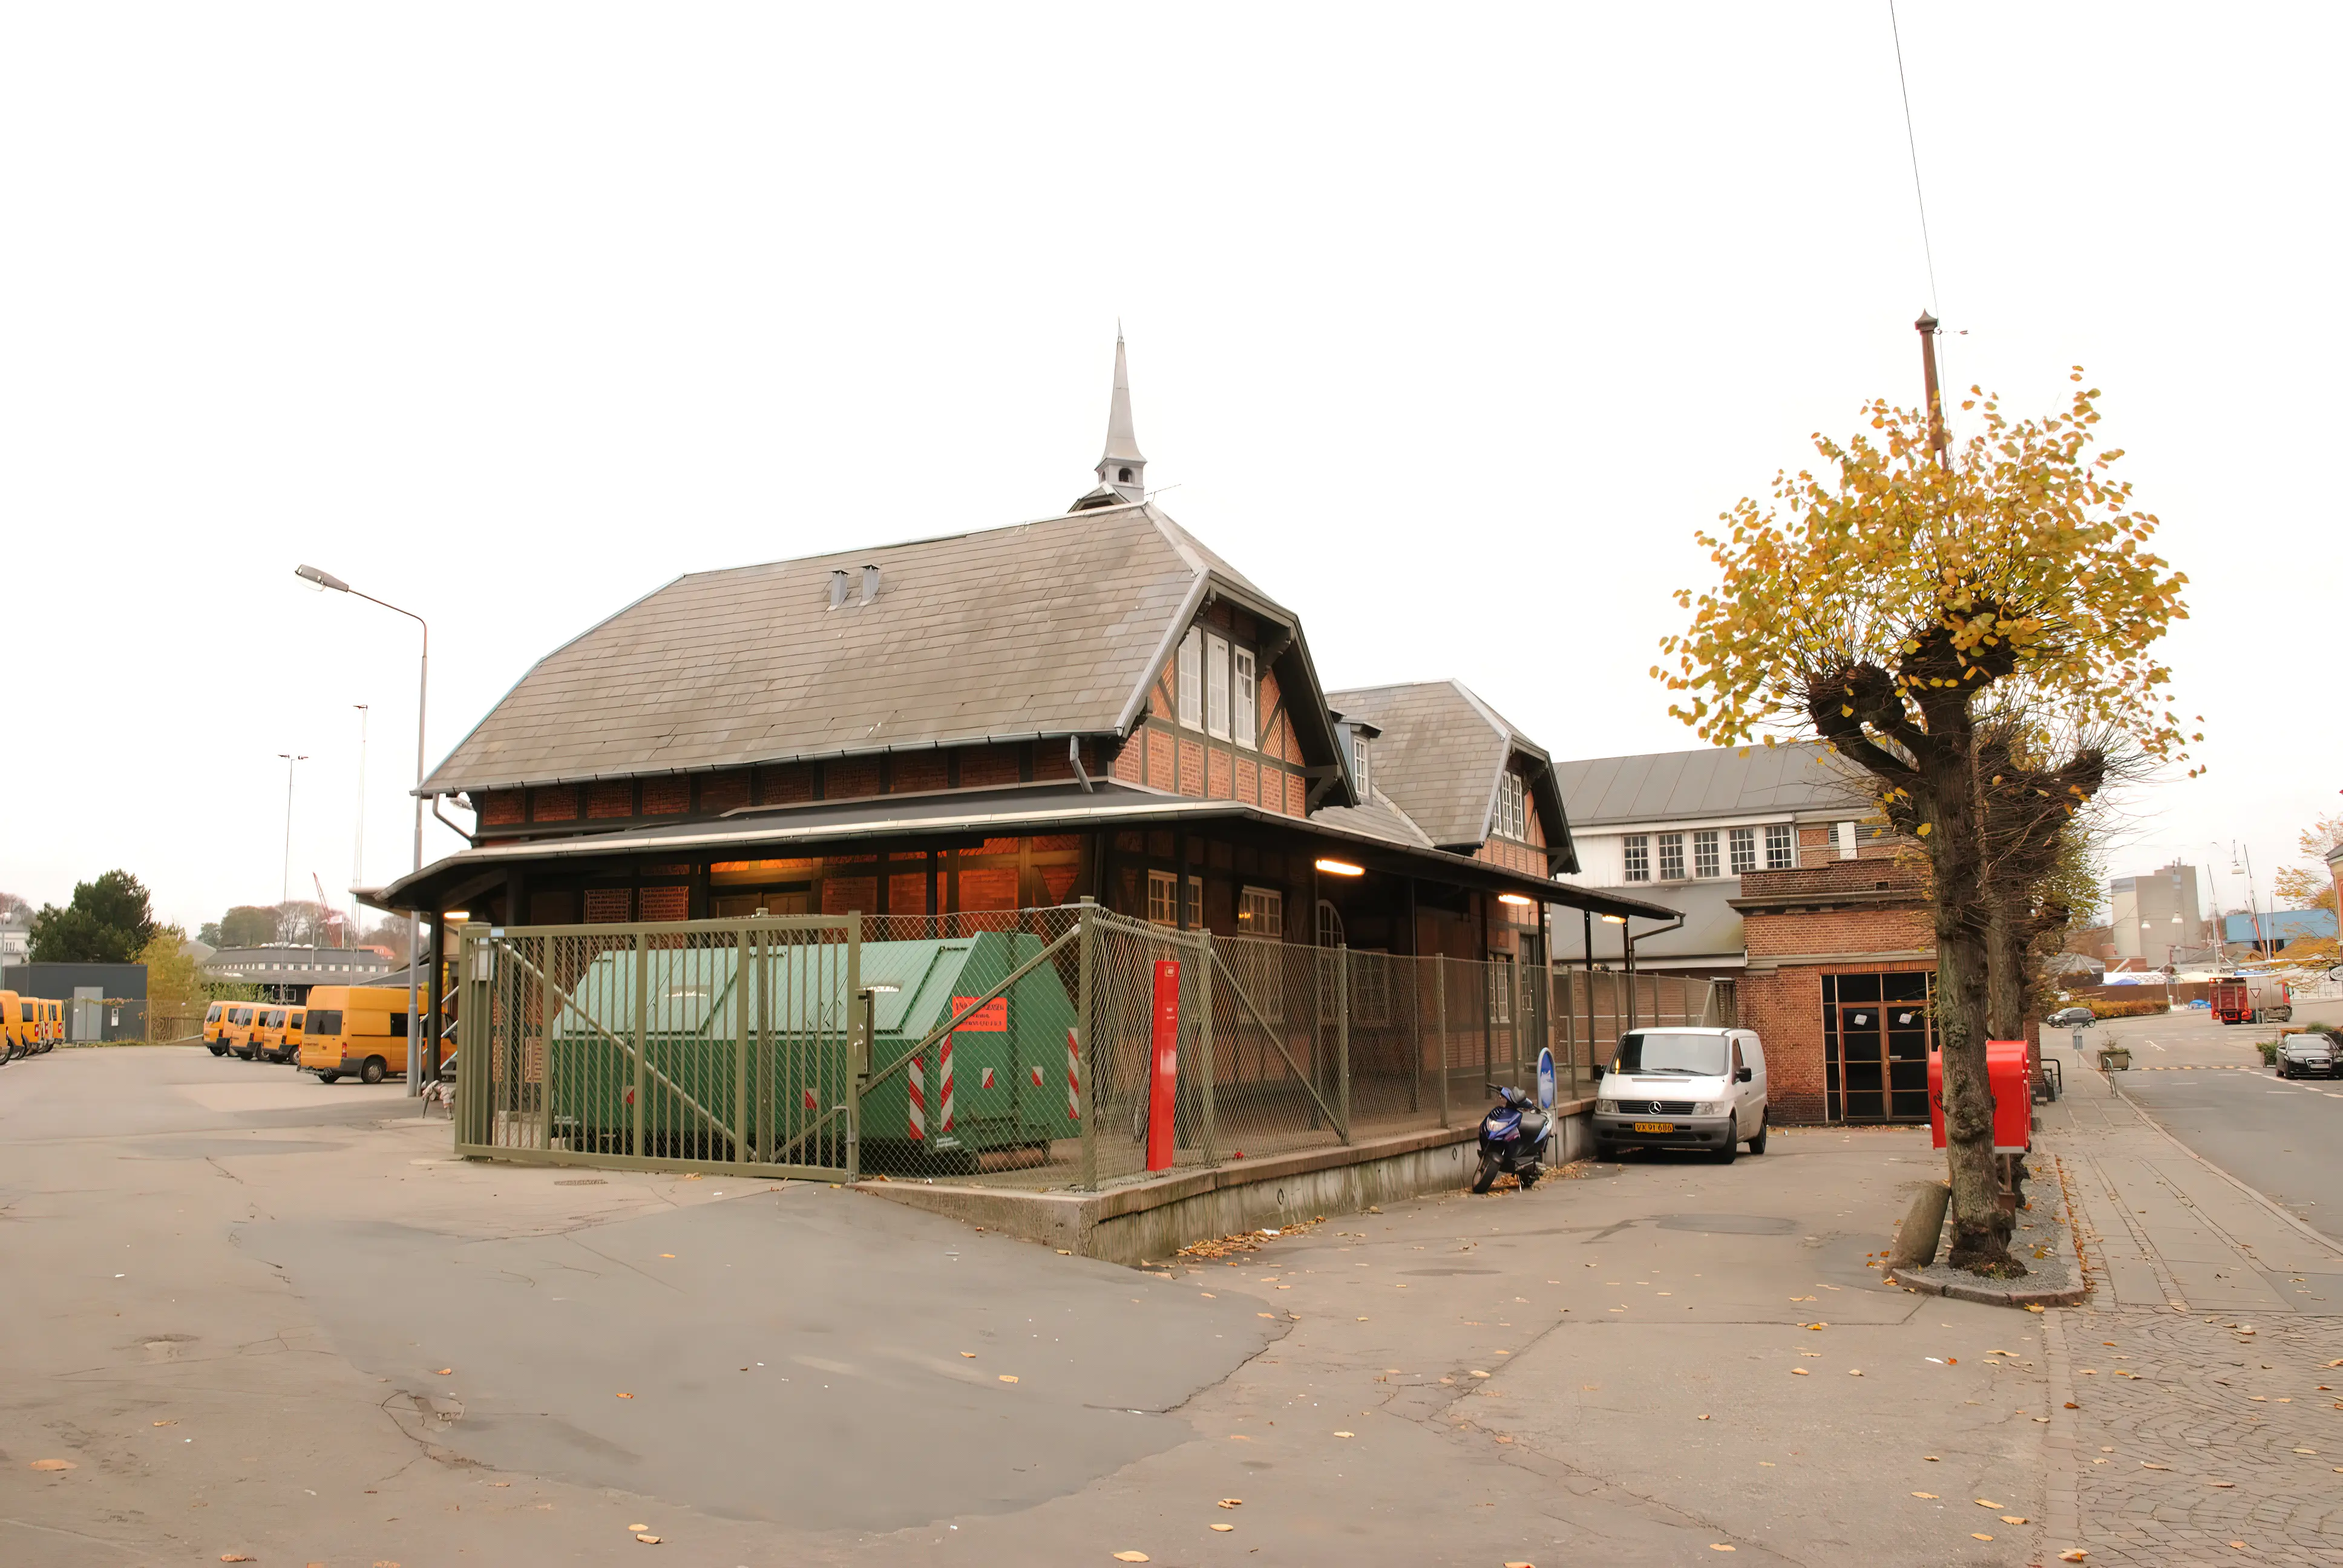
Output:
top-left (1233, 647), bottom-right (1257, 749)
top-left (1623, 834), bottom-right (1651, 882)
top-left (1178, 629), bottom-right (1202, 729)
top-left (1694, 829), bottom-right (1720, 879)
top-left (1658, 832), bottom-right (1685, 881)
top-left (1765, 823), bottom-right (1793, 869)
top-left (1729, 826), bottom-right (1757, 874)
top-left (1147, 869), bottom-right (1179, 927)
top-left (1206, 633), bottom-right (1231, 739)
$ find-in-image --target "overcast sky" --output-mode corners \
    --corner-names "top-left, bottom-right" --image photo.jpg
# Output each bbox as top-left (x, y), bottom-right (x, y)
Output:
top-left (5, 4), bottom-right (2335, 935)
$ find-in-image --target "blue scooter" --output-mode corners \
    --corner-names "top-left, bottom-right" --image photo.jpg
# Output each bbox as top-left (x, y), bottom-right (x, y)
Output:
top-left (1471, 1083), bottom-right (1552, 1194)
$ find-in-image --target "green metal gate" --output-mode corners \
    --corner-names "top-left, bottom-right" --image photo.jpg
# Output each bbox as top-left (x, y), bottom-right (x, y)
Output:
top-left (454, 915), bottom-right (862, 1180)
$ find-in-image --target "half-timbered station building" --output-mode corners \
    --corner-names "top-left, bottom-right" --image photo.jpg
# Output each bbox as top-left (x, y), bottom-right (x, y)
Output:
top-left (375, 342), bottom-right (1676, 1048)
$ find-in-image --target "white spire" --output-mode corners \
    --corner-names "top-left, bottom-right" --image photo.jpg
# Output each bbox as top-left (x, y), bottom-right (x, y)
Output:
top-left (1095, 330), bottom-right (1146, 504)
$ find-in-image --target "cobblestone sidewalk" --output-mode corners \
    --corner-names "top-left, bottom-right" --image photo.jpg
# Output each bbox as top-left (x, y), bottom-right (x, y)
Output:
top-left (2038, 1039), bottom-right (2343, 1564)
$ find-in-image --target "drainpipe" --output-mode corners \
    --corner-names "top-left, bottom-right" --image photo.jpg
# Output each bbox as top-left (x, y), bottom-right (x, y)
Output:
top-left (1068, 735), bottom-right (1094, 792)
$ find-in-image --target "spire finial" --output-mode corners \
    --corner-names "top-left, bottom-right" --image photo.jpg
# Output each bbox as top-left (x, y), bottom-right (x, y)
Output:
top-left (1095, 331), bottom-right (1145, 503)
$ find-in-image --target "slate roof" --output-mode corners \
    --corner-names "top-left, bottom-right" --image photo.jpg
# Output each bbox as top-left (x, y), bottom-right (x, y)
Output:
top-left (1553, 740), bottom-right (1873, 829)
top-left (1552, 878), bottom-right (1746, 967)
top-left (1323, 681), bottom-right (1560, 855)
top-left (1311, 789), bottom-right (1437, 851)
top-left (422, 501), bottom-right (1305, 795)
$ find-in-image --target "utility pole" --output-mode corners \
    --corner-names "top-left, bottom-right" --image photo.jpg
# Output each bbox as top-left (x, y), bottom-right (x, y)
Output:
top-left (1915, 311), bottom-right (1948, 468)
top-left (278, 753), bottom-right (309, 913)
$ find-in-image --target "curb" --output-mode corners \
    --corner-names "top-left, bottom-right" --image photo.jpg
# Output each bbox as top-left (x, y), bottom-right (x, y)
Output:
top-left (1882, 1267), bottom-right (2086, 1308)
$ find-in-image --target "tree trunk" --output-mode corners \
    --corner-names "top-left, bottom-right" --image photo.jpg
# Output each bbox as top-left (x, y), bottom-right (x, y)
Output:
top-left (1921, 726), bottom-right (2019, 1276)
top-left (1985, 901), bottom-right (2036, 1106)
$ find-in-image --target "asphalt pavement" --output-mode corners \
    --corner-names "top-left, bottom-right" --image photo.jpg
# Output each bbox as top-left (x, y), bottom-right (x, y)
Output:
top-left (0, 1045), bottom-right (2075, 1567)
top-left (2078, 1002), bottom-right (2343, 1242)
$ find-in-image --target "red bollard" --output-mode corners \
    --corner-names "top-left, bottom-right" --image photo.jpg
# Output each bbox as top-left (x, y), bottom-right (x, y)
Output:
top-left (1147, 960), bottom-right (1180, 1172)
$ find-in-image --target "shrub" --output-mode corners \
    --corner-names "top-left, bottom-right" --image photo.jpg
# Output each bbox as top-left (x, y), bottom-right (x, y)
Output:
top-left (2087, 998), bottom-right (2167, 1019)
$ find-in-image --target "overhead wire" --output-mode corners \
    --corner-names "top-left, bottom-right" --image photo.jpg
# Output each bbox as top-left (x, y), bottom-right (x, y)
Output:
top-left (1887, 0), bottom-right (1951, 427)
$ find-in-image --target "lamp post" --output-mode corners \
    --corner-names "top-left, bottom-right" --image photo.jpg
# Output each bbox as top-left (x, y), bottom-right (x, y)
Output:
top-left (277, 752), bottom-right (309, 913)
top-left (297, 564), bottom-right (429, 1094)
top-left (352, 704), bottom-right (369, 949)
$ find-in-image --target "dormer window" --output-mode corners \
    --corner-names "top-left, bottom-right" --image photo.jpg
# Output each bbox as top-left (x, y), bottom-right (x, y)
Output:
top-left (1352, 736), bottom-right (1372, 798)
top-left (1494, 771), bottom-right (1526, 840)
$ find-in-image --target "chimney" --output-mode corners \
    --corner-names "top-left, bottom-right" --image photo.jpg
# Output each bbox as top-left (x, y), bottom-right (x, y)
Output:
top-left (828, 569), bottom-right (850, 609)
top-left (860, 564), bottom-right (881, 604)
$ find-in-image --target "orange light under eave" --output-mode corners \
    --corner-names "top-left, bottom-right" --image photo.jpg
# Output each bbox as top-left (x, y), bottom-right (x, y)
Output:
top-left (1496, 893), bottom-right (1535, 907)
top-left (1314, 858), bottom-right (1365, 877)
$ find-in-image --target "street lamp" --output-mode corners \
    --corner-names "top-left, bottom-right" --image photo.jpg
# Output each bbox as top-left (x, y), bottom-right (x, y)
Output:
top-left (277, 753), bottom-right (309, 912)
top-left (297, 563), bottom-right (430, 1094)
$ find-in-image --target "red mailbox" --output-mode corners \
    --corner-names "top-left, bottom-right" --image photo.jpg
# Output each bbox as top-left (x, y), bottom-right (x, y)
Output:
top-left (1928, 1041), bottom-right (2033, 1155)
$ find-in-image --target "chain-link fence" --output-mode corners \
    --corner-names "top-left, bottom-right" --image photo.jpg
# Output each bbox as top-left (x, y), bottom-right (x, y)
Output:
top-left (453, 904), bottom-right (1731, 1191)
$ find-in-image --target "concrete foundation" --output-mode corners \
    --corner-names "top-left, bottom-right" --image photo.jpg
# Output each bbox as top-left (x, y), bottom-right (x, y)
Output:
top-left (858, 1098), bottom-right (1597, 1266)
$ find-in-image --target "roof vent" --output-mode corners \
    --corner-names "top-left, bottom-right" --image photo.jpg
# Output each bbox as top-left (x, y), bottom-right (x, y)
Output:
top-left (828, 569), bottom-right (850, 610)
top-left (860, 564), bottom-right (881, 605)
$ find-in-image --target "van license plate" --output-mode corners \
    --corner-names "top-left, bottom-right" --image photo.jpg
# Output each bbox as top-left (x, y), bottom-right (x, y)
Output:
top-left (1633, 1122), bottom-right (1675, 1134)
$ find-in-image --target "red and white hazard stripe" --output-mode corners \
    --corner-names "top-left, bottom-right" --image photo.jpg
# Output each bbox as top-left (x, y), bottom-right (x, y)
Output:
top-left (1029, 1064), bottom-right (1044, 1088)
top-left (802, 1086), bottom-right (818, 1111)
top-left (939, 1040), bottom-right (955, 1133)
top-left (906, 1055), bottom-right (926, 1140)
top-left (980, 1066), bottom-right (995, 1089)
top-left (1066, 1028), bottom-right (1081, 1122)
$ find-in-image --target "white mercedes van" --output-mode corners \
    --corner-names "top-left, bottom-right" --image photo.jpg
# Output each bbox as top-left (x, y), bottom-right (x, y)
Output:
top-left (1592, 1026), bottom-right (1769, 1162)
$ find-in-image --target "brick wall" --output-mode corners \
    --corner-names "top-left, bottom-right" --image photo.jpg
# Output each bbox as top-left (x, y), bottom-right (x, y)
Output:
top-left (642, 777), bottom-right (689, 815)
top-left (757, 763), bottom-right (816, 805)
top-left (828, 756), bottom-right (881, 799)
top-left (1178, 737), bottom-right (1205, 797)
top-left (959, 745), bottom-right (1021, 788)
top-left (477, 790), bottom-right (523, 827)
top-left (891, 752), bottom-right (949, 793)
top-left (529, 786), bottom-right (578, 823)
top-left (700, 770), bottom-right (749, 814)
top-left (586, 781), bottom-right (632, 819)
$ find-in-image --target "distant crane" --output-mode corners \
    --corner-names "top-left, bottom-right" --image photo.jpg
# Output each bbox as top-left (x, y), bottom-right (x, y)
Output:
top-left (312, 872), bottom-right (349, 948)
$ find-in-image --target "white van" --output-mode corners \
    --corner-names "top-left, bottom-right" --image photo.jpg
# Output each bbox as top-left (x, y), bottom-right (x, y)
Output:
top-left (1591, 1026), bottom-right (1769, 1162)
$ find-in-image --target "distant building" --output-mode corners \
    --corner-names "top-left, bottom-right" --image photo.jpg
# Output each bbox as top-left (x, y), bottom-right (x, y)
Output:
top-left (0, 923), bottom-right (27, 967)
top-left (1553, 740), bottom-right (1933, 1126)
top-left (2109, 863), bottom-right (2203, 971)
top-left (0, 961), bottom-right (148, 1041)
top-left (200, 944), bottom-right (395, 1002)
top-left (2220, 908), bottom-right (2337, 958)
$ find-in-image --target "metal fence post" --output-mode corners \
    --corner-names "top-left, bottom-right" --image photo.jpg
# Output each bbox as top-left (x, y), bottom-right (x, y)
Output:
top-left (1198, 932), bottom-right (1217, 1166)
top-left (1075, 900), bottom-right (1098, 1191)
top-left (456, 924), bottom-right (486, 1149)
top-left (539, 933), bottom-right (555, 1151)
top-left (845, 925), bottom-right (863, 1185)
top-left (1435, 960), bottom-right (1450, 1129)
top-left (632, 933), bottom-right (648, 1160)
top-left (1335, 946), bottom-right (1352, 1143)
top-left (734, 929), bottom-right (750, 1166)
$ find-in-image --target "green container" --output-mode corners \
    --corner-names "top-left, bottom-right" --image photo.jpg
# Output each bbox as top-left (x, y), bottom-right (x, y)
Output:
top-left (545, 932), bottom-right (1075, 1164)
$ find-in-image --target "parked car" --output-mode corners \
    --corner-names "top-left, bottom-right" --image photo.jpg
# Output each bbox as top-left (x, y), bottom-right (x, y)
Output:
top-left (2045, 1005), bottom-right (2095, 1029)
top-left (2276, 1028), bottom-right (2341, 1080)
top-left (1593, 1027), bottom-right (1769, 1163)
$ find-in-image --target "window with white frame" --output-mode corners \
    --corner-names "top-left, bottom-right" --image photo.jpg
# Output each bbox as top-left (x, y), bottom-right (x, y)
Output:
top-left (1494, 771), bottom-right (1527, 840)
top-left (1489, 952), bottom-right (1514, 1024)
top-left (1729, 826), bottom-right (1757, 874)
top-left (1694, 829), bottom-right (1720, 879)
top-left (1765, 822), bottom-right (1794, 869)
top-left (1147, 869), bottom-right (1179, 927)
top-left (1206, 633), bottom-right (1231, 739)
top-left (1239, 885), bottom-right (1283, 938)
top-left (1658, 832), bottom-right (1685, 881)
top-left (1352, 735), bottom-right (1372, 798)
top-left (1623, 834), bottom-right (1651, 882)
top-left (1177, 629), bottom-right (1202, 729)
top-left (1233, 647), bottom-right (1257, 749)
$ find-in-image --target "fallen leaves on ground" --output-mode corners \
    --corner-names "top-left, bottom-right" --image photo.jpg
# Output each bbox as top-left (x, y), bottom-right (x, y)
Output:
top-left (1175, 1218), bottom-right (1325, 1259)
top-left (1113, 1553), bottom-right (1150, 1563)
top-left (1912, 1492), bottom-right (1937, 1499)
top-left (1709, 1546), bottom-right (1735, 1553)
top-left (219, 1557), bottom-right (253, 1563)
top-left (615, 1392), bottom-right (634, 1399)
top-left (998, 1375), bottom-right (1019, 1383)
top-left (1217, 1498), bottom-right (1242, 1508)
top-left (30, 1459), bottom-right (76, 1471)
top-left (635, 1534), bottom-right (661, 1545)
top-left (1211, 1523), bottom-right (1234, 1532)
top-left (2002, 1515), bottom-right (2028, 1524)
top-left (960, 1351), bottom-right (975, 1358)
top-left (1975, 1499), bottom-right (2004, 1509)
top-left (435, 1368), bottom-right (453, 1376)
top-left (1972, 1534), bottom-right (1994, 1542)
top-left (2059, 1552), bottom-right (2089, 1563)
top-left (1791, 1369), bottom-right (1809, 1376)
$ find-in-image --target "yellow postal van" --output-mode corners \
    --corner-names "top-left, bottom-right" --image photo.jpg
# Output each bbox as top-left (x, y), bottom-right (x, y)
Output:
top-left (299, 986), bottom-right (414, 1084)
top-left (221, 1003), bottom-right (267, 1060)
top-left (1, 992), bottom-right (25, 1059)
top-left (203, 1001), bottom-right (234, 1054)
top-left (256, 1005), bottom-right (308, 1064)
